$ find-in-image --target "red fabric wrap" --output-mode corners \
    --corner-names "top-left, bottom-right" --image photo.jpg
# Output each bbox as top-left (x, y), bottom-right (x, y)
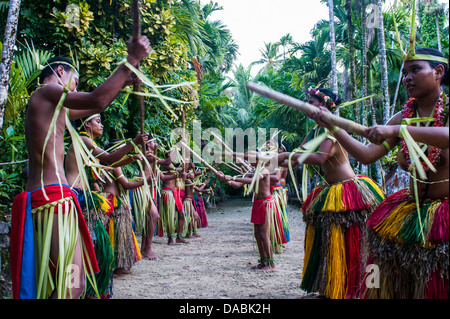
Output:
top-left (251, 196), bottom-right (273, 225)
top-left (30, 185), bottom-right (99, 273)
top-left (10, 192), bottom-right (28, 299)
top-left (163, 187), bottom-right (184, 211)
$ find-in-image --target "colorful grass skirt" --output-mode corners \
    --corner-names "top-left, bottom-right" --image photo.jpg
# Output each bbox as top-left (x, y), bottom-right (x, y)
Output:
top-left (300, 175), bottom-right (384, 299)
top-left (361, 188), bottom-right (449, 299)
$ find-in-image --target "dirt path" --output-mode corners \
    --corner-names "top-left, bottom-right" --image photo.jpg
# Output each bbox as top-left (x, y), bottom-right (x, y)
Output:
top-left (113, 197), bottom-right (309, 299)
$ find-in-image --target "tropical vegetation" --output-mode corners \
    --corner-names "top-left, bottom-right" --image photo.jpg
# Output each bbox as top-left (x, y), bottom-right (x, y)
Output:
top-left (0, 0), bottom-right (449, 220)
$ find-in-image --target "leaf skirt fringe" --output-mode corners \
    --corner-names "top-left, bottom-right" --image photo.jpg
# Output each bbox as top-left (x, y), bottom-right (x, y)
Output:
top-left (361, 189), bottom-right (449, 299)
top-left (194, 194), bottom-right (208, 228)
top-left (300, 175), bottom-right (384, 299)
top-left (108, 193), bottom-right (140, 270)
top-left (157, 189), bottom-right (178, 238)
top-left (272, 185), bottom-right (291, 243)
top-left (77, 191), bottom-right (115, 299)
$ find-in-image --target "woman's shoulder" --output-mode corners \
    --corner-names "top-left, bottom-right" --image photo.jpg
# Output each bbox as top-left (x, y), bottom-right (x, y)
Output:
top-left (386, 111), bottom-right (403, 125)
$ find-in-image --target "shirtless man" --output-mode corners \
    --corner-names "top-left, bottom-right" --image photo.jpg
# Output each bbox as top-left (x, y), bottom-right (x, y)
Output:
top-left (158, 151), bottom-right (188, 245)
top-left (140, 138), bottom-right (161, 259)
top-left (223, 160), bottom-right (277, 271)
top-left (10, 36), bottom-right (151, 299)
top-left (183, 164), bottom-right (201, 237)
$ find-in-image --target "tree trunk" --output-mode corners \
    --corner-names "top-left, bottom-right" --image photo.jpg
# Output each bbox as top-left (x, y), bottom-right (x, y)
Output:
top-left (345, 0), bottom-right (358, 122)
top-left (391, 61), bottom-right (404, 118)
top-left (361, 0), bottom-right (369, 128)
top-left (376, 0), bottom-right (390, 125)
top-left (328, 0), bottom-right (339, 115)
top-left (435, 12), bottom-right (442, 52)
top-left (360, 0), bottom-right (369, 175)
top-left (0, 0), bottom-right (21, 131)
top-left (0, 0), bottom-right (21, 133)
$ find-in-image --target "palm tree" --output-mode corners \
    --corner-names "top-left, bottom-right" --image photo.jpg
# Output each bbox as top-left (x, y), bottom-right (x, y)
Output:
top-left (254, 42), bottom-right (281, 74)
top-left (286, 34), bottom-right (332, 91)
top-left (278, 33), bottom-right (294, 61)
top-left (375, 0), bottom-right (391, 125)
top-left (422, 0), bottom-right (446, 52)
top-left (327, 0), bottom-right (339, 102)
top-left (345, 0), bottom-right (359, 122)
top-left (0, 0), bottom-right (22, 132)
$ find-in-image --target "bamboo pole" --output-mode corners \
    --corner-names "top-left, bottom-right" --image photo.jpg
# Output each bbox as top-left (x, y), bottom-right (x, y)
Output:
top-left (181, 110), bottom-right (187, 172)
top-left (132, 0), bottom-right (145, 151)
top-left (246, 82), bottom-right (367, 137)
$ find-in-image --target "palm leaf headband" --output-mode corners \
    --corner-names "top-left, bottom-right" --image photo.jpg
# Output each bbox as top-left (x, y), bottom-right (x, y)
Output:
top-left (77, 114), bottom-right (101, 131)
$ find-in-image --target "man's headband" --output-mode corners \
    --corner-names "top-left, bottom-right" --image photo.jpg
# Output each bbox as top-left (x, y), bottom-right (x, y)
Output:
top-left (44, 61), bottom-right (79, 74)
top-left (78, 114), bottom-right (100, 130)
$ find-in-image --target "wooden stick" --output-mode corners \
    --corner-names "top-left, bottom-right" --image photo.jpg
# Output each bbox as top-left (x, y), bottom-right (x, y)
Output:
top-left (181, 110), bottom-right (186, 172)
top-left (221, 161), bottom-right (243, 174)
top-left (179, 141), bottom-right (220, 176)
top-left (132, 0), bottom-right (145, 150)
top-left (246, 82), bottom-right (367, 136)
top-left (152, 144), bottom-right (157, 174)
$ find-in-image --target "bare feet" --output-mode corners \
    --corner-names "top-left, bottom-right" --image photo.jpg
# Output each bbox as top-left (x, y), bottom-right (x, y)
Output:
top-left (275, 246), bottom-right (283, 254)
top-left (176, 236), bottom-right (189, 244)
top-left (192, 232), bottom-right (201, 238)
top-left (168, 237), bottom-right (176, 245)
top-left (114, 268), bottom-right (133, 278)
top-left (261, 264), bottom-right (275, 271)
top-left (142, 250), bottom-right (159, 260)
top-left (251, 263), bottom-right (266, 270)
top-left (251, 258), bottom-right (267, 270)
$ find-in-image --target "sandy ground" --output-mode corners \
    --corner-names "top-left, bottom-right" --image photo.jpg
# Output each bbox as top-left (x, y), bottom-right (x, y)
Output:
top-left (112, 196), bottom-right (311, 299)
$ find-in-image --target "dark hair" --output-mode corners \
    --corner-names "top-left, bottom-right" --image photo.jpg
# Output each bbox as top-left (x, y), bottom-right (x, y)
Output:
top-left (280, 140), bottom-right (289, 152)
top-left (72, 116), bottom-right (96, 132)
top-left (415, 47), bottom-right (449, 87)
top-left (39, 56), bottom-right (76, 82)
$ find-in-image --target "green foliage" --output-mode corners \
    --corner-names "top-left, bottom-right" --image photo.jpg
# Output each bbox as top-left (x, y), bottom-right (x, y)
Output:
top-left (0, 124), bottom-right (27, 216)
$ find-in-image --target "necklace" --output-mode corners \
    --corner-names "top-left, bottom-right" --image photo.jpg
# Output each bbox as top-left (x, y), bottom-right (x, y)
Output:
top-left (79, 131), bottom-right (97, 146)
top-left (400, 91), bottom-right (448, 172)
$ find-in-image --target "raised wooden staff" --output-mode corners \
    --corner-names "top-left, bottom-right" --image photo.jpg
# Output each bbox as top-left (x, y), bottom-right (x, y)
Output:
top-left (132, 0), bottom-right (146, 150)
top-left (246, 81), bottom-right (367, 137)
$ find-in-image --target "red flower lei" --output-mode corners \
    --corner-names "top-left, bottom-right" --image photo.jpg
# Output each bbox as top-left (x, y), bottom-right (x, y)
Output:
top-left (400, 92), bottom-right (448, 172)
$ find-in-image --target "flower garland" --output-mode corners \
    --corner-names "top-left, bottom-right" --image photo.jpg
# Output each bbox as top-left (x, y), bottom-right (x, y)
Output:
top-left (400, 91), bottom-right (448, 172)
top-left (307, 87), bottom-right (336, 112)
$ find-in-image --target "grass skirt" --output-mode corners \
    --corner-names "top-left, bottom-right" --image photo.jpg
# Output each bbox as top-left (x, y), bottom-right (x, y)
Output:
top-left (78, 191), bottom-right (114, 299)
top-left (272, 185), bottom-right (290, 243)
top-left (252, 196), bottom-right (287, 252)
top-left (361, 189), bottom-right (449, 299)
top-left (300, 175), bottom-right (384, 299)
top-left (108, 193), bottom-right (141, 270)
top-left (157, 189), bottom-right (177, 238)
top-left (183, 197), bottom-right (197, 234)
top-left (194, 193), bottom-right (208, 228)
top-left (10, 185), bottom-right (100, 299)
